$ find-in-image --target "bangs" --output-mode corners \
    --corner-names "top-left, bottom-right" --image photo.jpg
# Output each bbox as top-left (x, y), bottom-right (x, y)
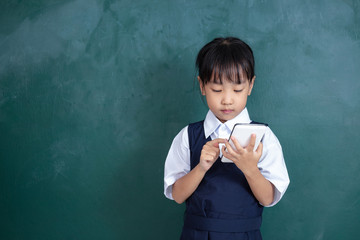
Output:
top-left (210, 63), bottom-right (247, 84)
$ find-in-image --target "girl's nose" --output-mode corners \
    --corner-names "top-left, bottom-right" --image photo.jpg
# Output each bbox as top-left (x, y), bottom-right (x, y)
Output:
top-left (221, 92), bottom-right (233, 105)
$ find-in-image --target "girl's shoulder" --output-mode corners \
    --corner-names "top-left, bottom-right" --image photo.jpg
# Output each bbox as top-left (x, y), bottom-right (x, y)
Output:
top-left (188, 120), bottom-right (204, 130)
top-left (250, 120), bottom-right (268, 126)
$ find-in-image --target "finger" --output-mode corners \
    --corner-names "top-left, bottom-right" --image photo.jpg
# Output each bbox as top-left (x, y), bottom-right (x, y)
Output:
top-left (221, 145), bottom-right (230, 156)
top-left (230, 136), bottom-right (245, 153)
top-left (246, 134), bottom-right (256, 151)
top-left (255, 142), bottom-right (263, 155)
top-left (222, 145), bottom-right (226, 153)
top-left (224, 140), bottom-right (239, 156)
top-left (202, 149), bottom-right (216, 159)
top-left (211, 138), bottom-right (227, 147)
top-left (204, 144), bottom-right (220, 156)
top-left (222, 146), bottom-right (234, 162)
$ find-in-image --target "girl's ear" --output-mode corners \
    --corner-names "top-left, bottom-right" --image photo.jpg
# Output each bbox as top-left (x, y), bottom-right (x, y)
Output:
top-left (248, 76), bottom-right (256, 96)
top-left (198, 76), bottom-right (206, 95)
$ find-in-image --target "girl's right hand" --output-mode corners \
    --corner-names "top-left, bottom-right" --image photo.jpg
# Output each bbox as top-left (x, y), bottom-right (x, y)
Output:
top-left (199, 138), bottom-right (227, 172)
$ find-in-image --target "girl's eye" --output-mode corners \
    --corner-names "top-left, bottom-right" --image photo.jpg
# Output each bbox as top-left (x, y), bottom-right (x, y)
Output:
top-left (212, 89), bottom-right (222, 93)
top-left (234, 89), bottom-right (243, 93)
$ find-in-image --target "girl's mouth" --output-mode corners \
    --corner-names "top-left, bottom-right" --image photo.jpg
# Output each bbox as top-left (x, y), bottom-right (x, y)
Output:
top-left (221, 109), bottom-right (233, 114)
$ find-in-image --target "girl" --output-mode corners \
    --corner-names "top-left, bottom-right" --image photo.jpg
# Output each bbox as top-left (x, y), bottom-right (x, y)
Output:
top-left (164, 37), bottom-right (290, 240)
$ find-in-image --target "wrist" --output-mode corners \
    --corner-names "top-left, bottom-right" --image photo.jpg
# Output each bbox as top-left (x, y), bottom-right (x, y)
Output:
top-left (242, 166), bottom-right (261, 179)
top-left (195, 163), bottom-right (208, 175)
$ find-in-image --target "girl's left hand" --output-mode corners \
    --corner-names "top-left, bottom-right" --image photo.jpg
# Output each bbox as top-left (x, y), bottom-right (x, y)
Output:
top-left (222, 134), bottom-right (263, 175)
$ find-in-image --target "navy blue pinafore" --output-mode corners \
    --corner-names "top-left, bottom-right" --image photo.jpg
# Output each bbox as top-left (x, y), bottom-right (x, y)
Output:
top-left (180, 121), bottom-right (264, 240)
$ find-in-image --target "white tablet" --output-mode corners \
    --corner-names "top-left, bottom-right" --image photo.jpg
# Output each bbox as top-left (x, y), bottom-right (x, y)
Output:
top-left (221, 123), bottom-right (267, 163)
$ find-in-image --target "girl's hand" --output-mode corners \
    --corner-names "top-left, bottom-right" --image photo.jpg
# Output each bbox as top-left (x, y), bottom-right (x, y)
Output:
top-left (199, 138), bottom-right (226, 172)
top-left (222, 134), bottom-right (263, 175)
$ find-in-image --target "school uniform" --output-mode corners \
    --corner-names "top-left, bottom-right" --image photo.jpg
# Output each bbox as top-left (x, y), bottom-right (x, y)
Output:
top-left (164, 108), bottom-right (290, 240)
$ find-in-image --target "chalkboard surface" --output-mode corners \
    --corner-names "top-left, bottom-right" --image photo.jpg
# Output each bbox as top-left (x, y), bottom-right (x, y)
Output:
top-left (1, 0), bottom-right (359, 239)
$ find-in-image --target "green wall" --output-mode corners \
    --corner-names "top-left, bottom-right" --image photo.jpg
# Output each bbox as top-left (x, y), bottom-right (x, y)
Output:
top-left (1, 0), bottom-right (359, 239)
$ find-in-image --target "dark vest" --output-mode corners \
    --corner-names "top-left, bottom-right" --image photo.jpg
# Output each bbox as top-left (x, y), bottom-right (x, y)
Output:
top-left (183, 120), bottom-right (264, 235)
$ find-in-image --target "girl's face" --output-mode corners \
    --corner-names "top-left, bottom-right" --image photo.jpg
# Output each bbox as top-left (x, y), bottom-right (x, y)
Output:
top-left (199, 76), bottom-right (254, 123)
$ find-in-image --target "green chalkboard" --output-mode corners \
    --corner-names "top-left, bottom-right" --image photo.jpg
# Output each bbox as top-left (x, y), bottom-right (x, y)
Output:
top-left (1, 0), bottom-right (359, 239)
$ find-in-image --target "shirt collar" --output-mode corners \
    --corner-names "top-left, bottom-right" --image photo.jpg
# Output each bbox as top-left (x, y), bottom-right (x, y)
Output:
top-left (203, 108), bottom-right (252, 138)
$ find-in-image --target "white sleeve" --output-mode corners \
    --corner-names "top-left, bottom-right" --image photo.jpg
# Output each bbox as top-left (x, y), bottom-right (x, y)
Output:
top-left (258, 127), bottom-right (290, 207)
top-left (163, 126), bottom-right (191, 200)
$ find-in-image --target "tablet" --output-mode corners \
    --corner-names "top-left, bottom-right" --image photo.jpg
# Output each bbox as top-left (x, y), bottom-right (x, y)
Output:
top-left (221, 123), bottom-right (267, 163)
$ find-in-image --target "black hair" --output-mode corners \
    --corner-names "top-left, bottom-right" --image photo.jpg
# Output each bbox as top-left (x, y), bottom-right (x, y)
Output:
top-left (196, 37), bottom-right (255, 85)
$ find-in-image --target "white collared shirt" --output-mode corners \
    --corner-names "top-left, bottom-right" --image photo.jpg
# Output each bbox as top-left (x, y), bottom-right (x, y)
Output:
top-left (163, 108), bottom-right (290, 207)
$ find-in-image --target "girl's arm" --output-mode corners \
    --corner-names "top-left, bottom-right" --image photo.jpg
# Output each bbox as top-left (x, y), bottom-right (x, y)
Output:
top-left (172, 164), bottom-right (206, 204)
top-left (242, 163), bottom-right (275, 206)
top-left (172, 138), bottom-right (226, 204)
top-left (222, 135), bottom-right (275, 206)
